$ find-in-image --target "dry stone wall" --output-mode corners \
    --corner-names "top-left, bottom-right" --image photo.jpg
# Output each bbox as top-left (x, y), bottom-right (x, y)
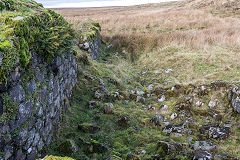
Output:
top-left (79, 31), bottom-right (102, 60)
top-left (0, 50), bottom-right (77, 160)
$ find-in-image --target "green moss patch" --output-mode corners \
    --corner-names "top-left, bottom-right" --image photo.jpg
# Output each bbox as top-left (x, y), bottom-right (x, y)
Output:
top-left (0, 0), bottom-right (74, 83)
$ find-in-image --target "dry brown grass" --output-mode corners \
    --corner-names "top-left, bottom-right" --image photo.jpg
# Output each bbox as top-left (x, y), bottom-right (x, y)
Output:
top-left (54, 1), bottom-right (240, 52)
top-left (54, 0), bottom-right (240, 85)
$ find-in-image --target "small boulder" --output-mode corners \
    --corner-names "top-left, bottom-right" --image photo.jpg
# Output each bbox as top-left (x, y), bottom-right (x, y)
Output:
top-left (163, 123), bottom-right (190, 136)
top-left (165, 68), bottom-right (173, 73)
top-left (147, 105), bottom-right (156, 110)
top-left (117, 116), bottom-right (130, 127)
top-left (193, 141), bottom-right (217, 151)
top-left (208, 127), bottom-right (230, 139)
top-left (208, 100), bottom-right (218, 108)
top-left (148, 84), bottom-right (154, 91)
top-left (170, 113), bottom-right (177, 120)
top-left (158, 95), bottom-right (166, 102)
top-left (136, 96), bottom-right (145, 103)
top-left (199, 123), bottom-right (230, 139)
top-left (150, 114), bottom-right (166, 126)
top-left (99, 78), bottom-right (105, 86)
top-left (196, 101), bottom-right (204, 107)
top-left (160, 105), bottom-right (168, 110)
top-left (136, 91), bottom-right (144, 96)
top-left (94, 87), bottom-right (110, 100)
top-left (230, 86), bottom-right (240, 113)
top-left (78, 123), bottom-right (100, 133)
top-left (157, 141), bottom-right (184, 156)
top-left (89, 101), bottom-right (97, 109)
top-left (104, 103), bottom-right (114, 114)
top-left (58, 140), bottom-right (78, 155)
top-left (94, 90), bottom-right (102, 99)
top-left (88, 140), bottom-right (109, 153)
top-left (126, 153), bottom-right (141, 160)
top-left (193, 150), bottom-right (212, 160)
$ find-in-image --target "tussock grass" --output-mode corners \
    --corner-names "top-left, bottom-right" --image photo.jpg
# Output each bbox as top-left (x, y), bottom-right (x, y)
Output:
top-left (54, 1), bottom-right (240, 85)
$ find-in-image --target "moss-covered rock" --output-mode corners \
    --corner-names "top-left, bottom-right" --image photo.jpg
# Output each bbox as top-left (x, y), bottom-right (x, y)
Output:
top-left (0, 0), bottom-right (74, 84)
top-left (58, 140), bottom-right (78, 156)
top-left (78, 122), bottom-right (100, 133)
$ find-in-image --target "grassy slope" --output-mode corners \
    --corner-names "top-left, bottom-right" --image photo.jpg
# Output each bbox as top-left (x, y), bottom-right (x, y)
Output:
top-left (49, 0), bottom-right (240, 159)
top-left (48, 46), bottom-right (240, 160)
top-left (54, 1), bottom-right (240, 86)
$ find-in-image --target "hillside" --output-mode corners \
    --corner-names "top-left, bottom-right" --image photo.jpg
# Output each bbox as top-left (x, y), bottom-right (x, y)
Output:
top-left (0, 0), bottom-right (240, 160)
top-left (49, 1), bottom-right (240, 160)
top-left (187, 0), bottom-right (240, 9)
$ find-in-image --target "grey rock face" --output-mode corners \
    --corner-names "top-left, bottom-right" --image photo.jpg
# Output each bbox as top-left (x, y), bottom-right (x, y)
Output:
top-left (4, 145), bottom-right (13, 160)
top-left (17, 128), bottom-right (28, 146)
top-left (24, 128), bottom-right (36, 150)
top-left (0, 49), bottom-right (78, 159)
top-left (36, 68), bottom-right (45, 84)
top-left (27, 79), bottom-right (37, 94)
top-left (16, 100), bottom-right (32, 127)
top-left (9, 84), bottom-right (25, 103)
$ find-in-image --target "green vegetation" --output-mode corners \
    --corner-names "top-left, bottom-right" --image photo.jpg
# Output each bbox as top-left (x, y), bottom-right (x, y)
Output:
top-left (75, 19), bottom-right (101, 42)
top-left (40, 155), bottom-right (75, 160)
top-left (48, 41), bottom-right (240, 159)
top-left (0, 93), bottom-right (18, 121)
top-left (1, 0), bottom-right (240, 159)
top-left (0, 0), bottom-right (74, 84)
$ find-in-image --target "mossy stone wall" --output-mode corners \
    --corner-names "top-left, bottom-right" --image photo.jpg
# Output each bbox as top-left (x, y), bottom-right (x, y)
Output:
top-left (0, 50), bottom-right (77, 160)
top-left (75, 20), bottom-right (102, 60)
top-left (0, 0), bottom-right (78, 159)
